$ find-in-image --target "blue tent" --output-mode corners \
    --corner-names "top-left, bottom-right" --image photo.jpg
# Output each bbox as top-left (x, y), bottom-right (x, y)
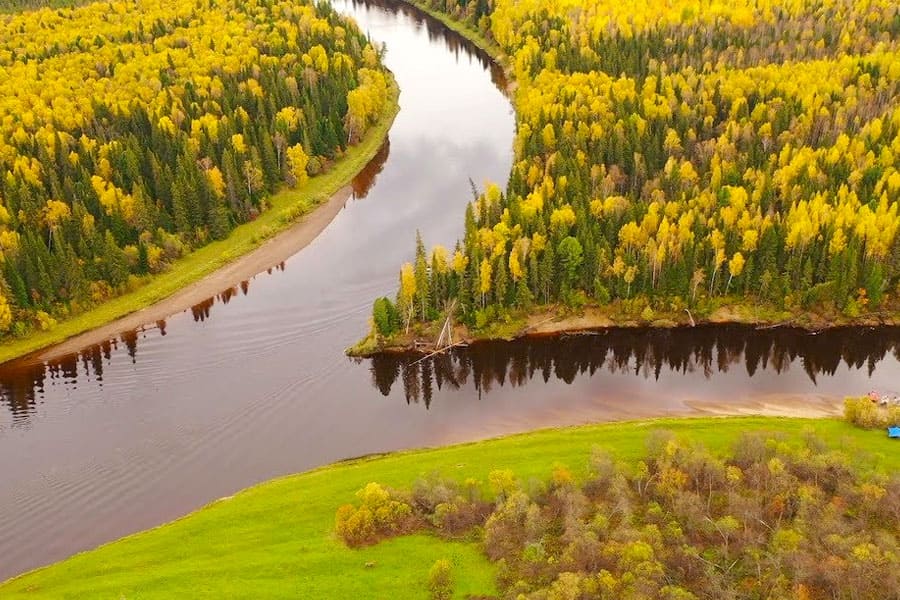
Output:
top-left (889, 427), bottom-right (900, 439)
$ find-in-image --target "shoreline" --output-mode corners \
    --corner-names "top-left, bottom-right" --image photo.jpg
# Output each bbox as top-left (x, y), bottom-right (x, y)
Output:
top-left (1, 76), bottom-right (400, 367)
top-left (422, 394), bottom-right (848, 450)
top-left (350, 303), bottom-right (900, 357)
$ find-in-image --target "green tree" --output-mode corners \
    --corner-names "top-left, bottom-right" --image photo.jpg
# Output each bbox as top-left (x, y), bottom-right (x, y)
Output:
top-left (557, 236), bottom-right (583, 293)
top-left (372, 297), bottom-right (399, 337)
top-left (414, 231), bottom-right (431, 319)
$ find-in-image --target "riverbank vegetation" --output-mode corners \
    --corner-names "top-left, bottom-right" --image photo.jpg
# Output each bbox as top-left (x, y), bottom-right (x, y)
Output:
top-left (337, 429), bottom-right (899, 599)
top-left (0, 0), bottom-right (393, 353)
top-left (363, 0), bottom-right (900, 352)
top-left (1, 417), bottom-right (896, 597)
top-left (844, 395), bottom-right (900, 430)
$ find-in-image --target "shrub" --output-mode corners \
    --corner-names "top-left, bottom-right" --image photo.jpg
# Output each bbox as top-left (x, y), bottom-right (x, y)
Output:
top-left (336, 431), bottom-right (900, 600)
top-left (335, 482), bottom-right (415, 546)
top-left (35, 310), bottom-right (57, 331)
top-left (306, 156), bottom-right (323, 176)
top-left (433, 500), bottom-right (492, 536)
top-left (593, 280), bottom-right (611, 304)
top-left (427, 559), bottom-right (453, 600)
top-left (484, 491), bottom-right (542, 561)
top-left (844, 396), bottom-right (897, 429)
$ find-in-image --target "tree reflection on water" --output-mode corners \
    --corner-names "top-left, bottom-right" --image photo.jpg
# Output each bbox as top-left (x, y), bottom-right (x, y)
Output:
top-left (367, 326), bottom-right (900, 408)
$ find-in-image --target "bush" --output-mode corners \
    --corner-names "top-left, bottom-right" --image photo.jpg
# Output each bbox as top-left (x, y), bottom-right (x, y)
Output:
top-left (474, 306), bottom-right (497, 330)
top-left (427, 559), bottom-right (453, 600)
top-left (335, 482), bottom-right (415, 546)
top-left (593, 280), bottom-right (611, 304)
top-left (306, 155), bottom-right (323, 176)
top-left (844, 396), bottom-right (899, 429)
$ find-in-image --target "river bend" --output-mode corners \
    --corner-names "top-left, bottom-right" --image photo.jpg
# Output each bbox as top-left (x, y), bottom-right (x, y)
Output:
top-left (1, 0), bottom-right (899, 581)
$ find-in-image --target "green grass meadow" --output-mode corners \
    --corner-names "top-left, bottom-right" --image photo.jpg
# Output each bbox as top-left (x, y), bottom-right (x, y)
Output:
top-left (2, 417), bottom-right (896, 598)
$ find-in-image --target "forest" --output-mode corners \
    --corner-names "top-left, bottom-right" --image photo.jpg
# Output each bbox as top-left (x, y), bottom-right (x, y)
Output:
top-left (336, 430), bottom-right (900, 600)
top-left (0, 0), bottom-right (390, 338)
top-left (371, 0), bottom-right (900, 340)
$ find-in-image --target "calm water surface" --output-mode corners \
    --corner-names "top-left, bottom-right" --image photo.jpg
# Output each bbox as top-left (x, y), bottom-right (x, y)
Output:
top-left (1, 0), bottom-right (899, 580)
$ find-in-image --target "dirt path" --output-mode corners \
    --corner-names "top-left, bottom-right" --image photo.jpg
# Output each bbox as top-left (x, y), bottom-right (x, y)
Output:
top-left (31, 185), bottom-right (354, 364)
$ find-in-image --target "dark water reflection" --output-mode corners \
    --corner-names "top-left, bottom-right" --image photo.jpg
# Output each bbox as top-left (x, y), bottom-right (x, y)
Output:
top-left (6, 324), bottom-right (899, 430)
top-left (367, 326), bottom-right (900, 408)
top-left (352, 137), bottom-right (390, 198)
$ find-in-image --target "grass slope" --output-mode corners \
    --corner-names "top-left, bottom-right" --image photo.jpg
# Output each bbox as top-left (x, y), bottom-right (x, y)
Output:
top-left (2, 417), bottom-right (896, 598)
top-left (0, 77), bottom-right (400, 365)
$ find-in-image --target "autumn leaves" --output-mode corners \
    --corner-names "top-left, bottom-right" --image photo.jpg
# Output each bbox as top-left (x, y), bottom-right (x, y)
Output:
top-left (0, 0), bottom-right (390, 338)
top-left (375, 0), bottom-right (900, 336)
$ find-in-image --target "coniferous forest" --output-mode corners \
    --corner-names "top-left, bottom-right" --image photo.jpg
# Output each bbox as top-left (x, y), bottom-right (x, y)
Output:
top-left (372, 0), bottom-right (900, 340)
top-left (0, 0), bottom-right (390, 338)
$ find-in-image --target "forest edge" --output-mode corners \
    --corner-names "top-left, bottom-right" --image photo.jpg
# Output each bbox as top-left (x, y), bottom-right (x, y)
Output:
top-left (0, 75), bottom-right (400, 366)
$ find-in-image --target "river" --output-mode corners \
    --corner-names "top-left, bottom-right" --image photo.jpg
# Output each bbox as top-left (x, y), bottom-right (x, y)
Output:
top-left (1, 0), bottom-right (899, 581)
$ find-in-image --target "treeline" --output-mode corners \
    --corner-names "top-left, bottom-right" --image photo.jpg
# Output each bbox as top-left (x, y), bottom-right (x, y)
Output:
top-left (374, 0), bottom-right (900, 336)
top-left (0, 0), bottom-right (390, 337)
top-left (337, 431), bottom-right (900, 599)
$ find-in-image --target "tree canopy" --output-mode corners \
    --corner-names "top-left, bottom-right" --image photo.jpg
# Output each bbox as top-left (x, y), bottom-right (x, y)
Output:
top-left (380, 0), bottom-right (900, 331)
top-left (0, 0), bottom-right (390, 338)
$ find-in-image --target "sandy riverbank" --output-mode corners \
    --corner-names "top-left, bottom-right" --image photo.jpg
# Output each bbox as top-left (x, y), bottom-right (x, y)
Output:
top-left (686, 393), bottom-right (845, 419)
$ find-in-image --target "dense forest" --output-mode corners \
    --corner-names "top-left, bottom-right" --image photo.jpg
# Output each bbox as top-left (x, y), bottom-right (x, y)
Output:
top-left (336, 431), bottom-right (900, 599)
top-left (372, 0), bottom-right (900, 339)
top-left (0, 0), bottom-right (390, 337)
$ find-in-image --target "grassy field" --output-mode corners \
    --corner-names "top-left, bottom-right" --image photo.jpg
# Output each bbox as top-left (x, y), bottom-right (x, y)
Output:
top-left (0, 77), bottom-right (400, 365)
top-left (2, 416), bottom-right (896, 598)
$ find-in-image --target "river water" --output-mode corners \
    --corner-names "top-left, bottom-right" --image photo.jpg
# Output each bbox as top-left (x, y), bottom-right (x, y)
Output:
top-left (1, 0), bottom-right (899, 581)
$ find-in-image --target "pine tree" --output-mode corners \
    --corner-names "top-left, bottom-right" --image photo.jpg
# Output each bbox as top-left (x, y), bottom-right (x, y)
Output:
top-left (414, 231), bottom-right (431, 320)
